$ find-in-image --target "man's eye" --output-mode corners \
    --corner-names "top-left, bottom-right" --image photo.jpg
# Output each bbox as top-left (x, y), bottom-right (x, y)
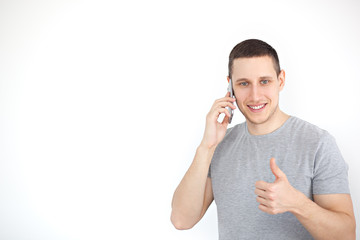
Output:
top-left (239, 82), bottom-right (248, 86)
top-left (261, 80), bottom-right (269, 84)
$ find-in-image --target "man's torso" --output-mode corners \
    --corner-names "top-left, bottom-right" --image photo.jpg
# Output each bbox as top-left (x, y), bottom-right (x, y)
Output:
top-left (209, 116), bottom-right (349, 240)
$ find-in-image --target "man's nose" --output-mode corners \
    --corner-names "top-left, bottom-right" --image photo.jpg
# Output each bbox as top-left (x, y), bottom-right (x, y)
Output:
top-left (249, 85), bottom-right (261, 101)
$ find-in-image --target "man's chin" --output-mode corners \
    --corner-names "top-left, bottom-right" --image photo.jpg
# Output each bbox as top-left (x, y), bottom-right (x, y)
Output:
top-left (243, 105), bottom-right (279, 126)
top-left (242, 109), bottom-right (273, 126)
top-left (245, 116), bottom-right (269, 125)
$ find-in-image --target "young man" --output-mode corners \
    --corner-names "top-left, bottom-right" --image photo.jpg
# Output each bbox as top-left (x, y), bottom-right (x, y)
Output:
top-left (170, 39), bottom-right (356, 239)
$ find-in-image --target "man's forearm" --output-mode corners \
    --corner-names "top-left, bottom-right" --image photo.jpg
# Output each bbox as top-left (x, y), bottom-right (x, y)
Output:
top-left (170, 145), bottom-right (215, 229)
top-left (291, 194), bottom-right (356, 240)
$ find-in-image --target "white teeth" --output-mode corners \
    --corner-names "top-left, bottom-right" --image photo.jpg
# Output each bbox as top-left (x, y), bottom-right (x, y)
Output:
top-left (249, 104), bottom-right (265, 110)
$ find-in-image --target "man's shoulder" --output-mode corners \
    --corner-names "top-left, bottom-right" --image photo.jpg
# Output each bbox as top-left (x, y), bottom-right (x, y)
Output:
top-left (286, 116), bottom-right (332, 142)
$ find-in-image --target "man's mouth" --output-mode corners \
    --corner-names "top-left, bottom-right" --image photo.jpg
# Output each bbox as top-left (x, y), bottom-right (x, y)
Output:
top-left (247, 103), bottom-right (267, 111)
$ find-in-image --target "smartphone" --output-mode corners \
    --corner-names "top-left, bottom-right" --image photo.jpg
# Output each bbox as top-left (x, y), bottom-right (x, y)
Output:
top-left (226, 79), bottom-right (235, 124)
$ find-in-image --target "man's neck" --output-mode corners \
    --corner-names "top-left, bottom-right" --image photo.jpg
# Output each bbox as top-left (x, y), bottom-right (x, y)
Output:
top-left (246, 109), bottom-right (290, 136)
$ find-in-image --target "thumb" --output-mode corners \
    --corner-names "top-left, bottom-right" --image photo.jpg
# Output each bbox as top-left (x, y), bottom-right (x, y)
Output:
top-left (222, 113), bottom-right (230, 125)
top-left (270, 158), bottom-right (286, 180)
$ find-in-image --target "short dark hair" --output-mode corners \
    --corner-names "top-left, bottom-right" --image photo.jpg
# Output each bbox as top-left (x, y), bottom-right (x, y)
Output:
top-left (228, 39), bottom-right (280, 78)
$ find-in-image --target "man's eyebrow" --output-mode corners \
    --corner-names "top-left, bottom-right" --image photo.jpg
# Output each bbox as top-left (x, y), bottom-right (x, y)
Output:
top-left (259, 76), bottom-right (273, 80)
top-left (234, 78), bottom-right (248, 82)
top-left (234, 76), bottom-right (273, 82)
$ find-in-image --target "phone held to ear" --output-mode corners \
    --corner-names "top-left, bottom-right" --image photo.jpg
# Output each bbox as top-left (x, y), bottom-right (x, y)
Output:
top-left (226, 79), bottom-right (235, 124)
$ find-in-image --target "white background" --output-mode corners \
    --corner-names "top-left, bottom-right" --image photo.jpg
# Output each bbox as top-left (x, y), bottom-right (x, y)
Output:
top-left (0, 0), bottom-right (359, 239)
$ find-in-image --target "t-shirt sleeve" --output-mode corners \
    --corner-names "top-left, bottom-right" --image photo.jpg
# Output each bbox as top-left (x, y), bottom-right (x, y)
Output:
top-left (312, 132), bottom-right (350, 194)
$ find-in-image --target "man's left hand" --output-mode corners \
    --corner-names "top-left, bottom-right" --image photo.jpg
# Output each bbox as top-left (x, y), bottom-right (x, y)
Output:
top-left (254, 158), bottom-right (304, 215)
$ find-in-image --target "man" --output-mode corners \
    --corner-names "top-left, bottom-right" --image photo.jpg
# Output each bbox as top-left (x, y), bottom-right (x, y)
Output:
top-left (170, 39), bottom-right (356, 239)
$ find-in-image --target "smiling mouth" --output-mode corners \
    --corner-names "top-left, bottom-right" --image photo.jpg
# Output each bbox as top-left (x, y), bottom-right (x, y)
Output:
top-left (248, 103), bottom-right (267, 110)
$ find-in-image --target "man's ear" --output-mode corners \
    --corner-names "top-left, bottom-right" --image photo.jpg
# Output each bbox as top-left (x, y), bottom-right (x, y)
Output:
top-left (227, 76), bottom-right (230, 83)
top-left (278, 70), bottom-right (285, 91)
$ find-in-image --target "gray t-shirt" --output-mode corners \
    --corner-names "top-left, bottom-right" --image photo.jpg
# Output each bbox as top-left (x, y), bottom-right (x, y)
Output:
top-left (208, 116), bottom-right (349, 240)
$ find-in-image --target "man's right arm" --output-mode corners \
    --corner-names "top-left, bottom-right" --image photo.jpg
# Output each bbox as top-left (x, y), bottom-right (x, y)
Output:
top-left (170, 145), bottom-right (215, 230)
top-left (170, 92), bottom-right (236, 230)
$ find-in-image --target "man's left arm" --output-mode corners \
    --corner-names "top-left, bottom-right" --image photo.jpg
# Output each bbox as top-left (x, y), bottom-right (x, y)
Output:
top-left (255, 158), bottom-right (356, 240)
top-left (294, 193), bottom-right (356, 240)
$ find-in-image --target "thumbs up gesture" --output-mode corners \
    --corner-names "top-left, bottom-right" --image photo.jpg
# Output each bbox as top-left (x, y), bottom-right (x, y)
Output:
top-left (255, 158), bottom-right (303, 215)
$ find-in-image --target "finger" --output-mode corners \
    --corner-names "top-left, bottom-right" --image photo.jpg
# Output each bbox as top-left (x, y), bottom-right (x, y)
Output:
top-left (208, 107), bottom-right (231, 122)
top-left (256, 196), bottom-right (268, 206)
top-left (209, 103), bottom-right (234, 119)
top-left (259, 204), bottom-right (279, 215)
top-left (255, 181), bottom-right (271, 191)
top-left (213, 101), bottom-right (236, 111)
top-left (258, 204), bottom-right (273, 214)
top-left (215, 96), bottom-right (236, 104)
top-left (221, 113), bottom-right (230, 125)
top-left (218, 107), bottom-right (231, 118)
top-left (270, 158), bottom-right (286, 180)
top-left (254, 188), bottom-right (267, 198)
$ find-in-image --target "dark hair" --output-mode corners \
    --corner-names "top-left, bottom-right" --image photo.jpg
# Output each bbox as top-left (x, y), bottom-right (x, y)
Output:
top-left (228, 39), bottom-right (280, 78)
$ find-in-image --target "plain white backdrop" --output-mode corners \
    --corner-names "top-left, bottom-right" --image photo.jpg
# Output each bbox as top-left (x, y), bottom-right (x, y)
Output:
top-left (0, 0), bottom-right (359, 239)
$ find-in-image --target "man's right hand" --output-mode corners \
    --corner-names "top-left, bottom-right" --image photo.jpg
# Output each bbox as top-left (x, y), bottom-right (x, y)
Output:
top-left (200, 92), bottom-right (236, 149)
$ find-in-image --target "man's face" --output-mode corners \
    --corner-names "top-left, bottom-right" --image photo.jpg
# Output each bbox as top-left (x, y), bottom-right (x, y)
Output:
top-left (230, 56), bottom-right (285, 125)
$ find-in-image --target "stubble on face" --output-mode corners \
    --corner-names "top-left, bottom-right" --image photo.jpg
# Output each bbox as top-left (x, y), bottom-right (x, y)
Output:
top-left (237, 99), bottom-right (280, 126)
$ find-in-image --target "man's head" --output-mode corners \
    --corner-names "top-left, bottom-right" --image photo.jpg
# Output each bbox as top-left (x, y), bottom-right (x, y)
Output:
top-left (228, 39), bottom-right (280, 79)
top-left (227, 39), bottom-right (286, 128)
